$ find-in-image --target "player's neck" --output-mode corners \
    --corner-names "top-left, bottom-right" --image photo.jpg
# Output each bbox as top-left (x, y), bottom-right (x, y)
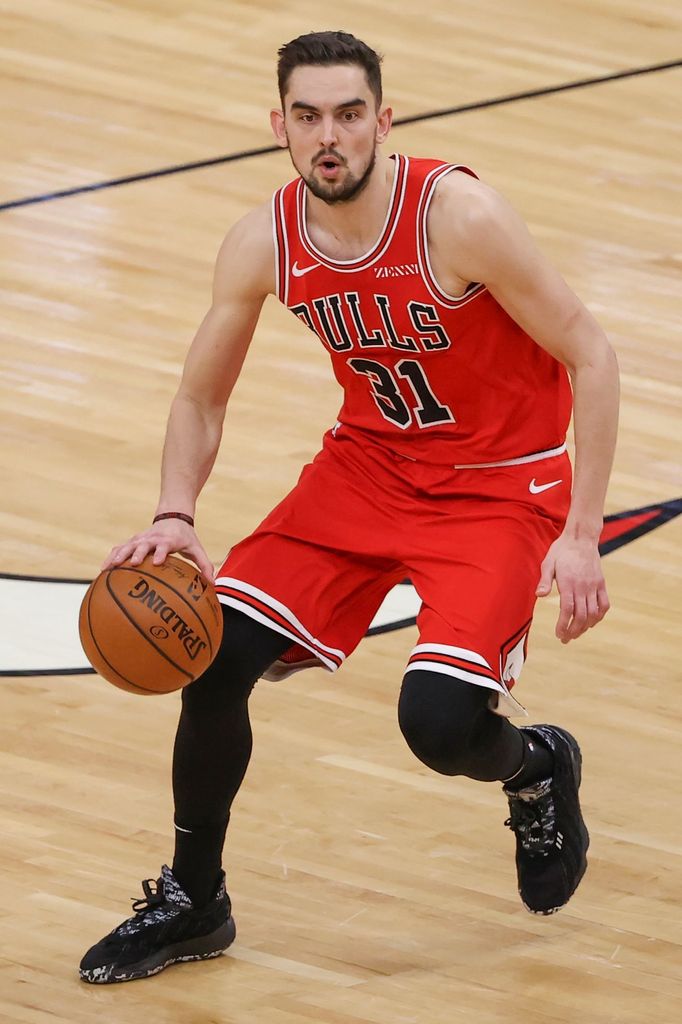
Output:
top-left (305, 152), bottom-right (395, 261)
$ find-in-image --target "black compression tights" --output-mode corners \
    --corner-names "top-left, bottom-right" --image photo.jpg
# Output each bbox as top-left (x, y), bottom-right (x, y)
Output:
top-left (171, 606), bottom-right (290, 903)
top-left (172, 609), bottom-right (540, 904)
top-left (172, 606), bottom-right (290, 825)
top-left (398, 670), bottom-right (526, 781)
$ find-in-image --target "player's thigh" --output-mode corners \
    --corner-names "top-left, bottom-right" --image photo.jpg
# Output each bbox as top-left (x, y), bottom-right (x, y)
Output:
top-left (218, 529), bottom-right (403, 673)
top-left (405, 504), bottom-right (560, 713)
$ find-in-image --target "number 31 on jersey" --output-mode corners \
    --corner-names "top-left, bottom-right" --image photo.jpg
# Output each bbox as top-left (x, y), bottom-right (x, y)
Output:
top-left (349, 358), bottom-right (455, 429)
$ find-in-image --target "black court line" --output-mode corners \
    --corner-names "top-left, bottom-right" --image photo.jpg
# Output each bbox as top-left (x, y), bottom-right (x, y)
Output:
top-left (0, 570), bottom-right (91, 584)
top-left (5, 668), bottom-right (94, 678)
top-left (1, 58), bottom-right (679, 213)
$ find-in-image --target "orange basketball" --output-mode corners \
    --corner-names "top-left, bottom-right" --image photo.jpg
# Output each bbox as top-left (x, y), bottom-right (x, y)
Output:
top-left (79, 554), bottom-right (223, 695)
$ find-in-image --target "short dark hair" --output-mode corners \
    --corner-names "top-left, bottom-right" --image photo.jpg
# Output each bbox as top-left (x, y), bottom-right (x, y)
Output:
top-left (277, 31), bottom-right (383, 108)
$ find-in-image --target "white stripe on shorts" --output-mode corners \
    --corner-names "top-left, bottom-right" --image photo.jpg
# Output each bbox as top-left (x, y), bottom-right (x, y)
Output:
top-left (454, 441), bottom-right (567, 470)
top-left (409, 642), bottom-right (493, 670)
top-left (404, 659), bottom-right (528, 718)
top-left (215, 576), bottom-right (346, 672)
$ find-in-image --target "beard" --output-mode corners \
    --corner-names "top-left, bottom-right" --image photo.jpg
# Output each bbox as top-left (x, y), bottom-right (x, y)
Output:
top-left (295, 148), bottom-right (377, 205)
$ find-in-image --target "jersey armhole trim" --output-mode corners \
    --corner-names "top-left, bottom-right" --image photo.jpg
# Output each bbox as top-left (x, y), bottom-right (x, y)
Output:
top-left (416, 164), bottom-right (487, 309)
top-left (272, 185), bottom-right (290, 305)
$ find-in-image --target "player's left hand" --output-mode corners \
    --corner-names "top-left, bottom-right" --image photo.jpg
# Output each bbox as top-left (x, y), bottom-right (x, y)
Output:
top-left (535, 534), bottom-right (610, 643)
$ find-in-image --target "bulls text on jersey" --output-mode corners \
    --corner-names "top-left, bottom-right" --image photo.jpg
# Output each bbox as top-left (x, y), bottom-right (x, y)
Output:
top-left (290, 293), bottom-right (452, 354)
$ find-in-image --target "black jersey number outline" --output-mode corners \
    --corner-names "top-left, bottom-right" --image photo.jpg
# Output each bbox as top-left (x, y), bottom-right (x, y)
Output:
top-left (348, 358), bottom-right (455, 430)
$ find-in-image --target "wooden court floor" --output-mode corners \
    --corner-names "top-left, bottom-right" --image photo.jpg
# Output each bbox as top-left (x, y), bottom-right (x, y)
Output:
top-left (1, 2), bottom-right (681, 1022)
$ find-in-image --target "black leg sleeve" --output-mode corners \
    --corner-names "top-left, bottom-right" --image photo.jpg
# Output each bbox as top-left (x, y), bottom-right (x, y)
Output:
top-left (171, 606), bottom-right (291, 903)
top-left (398, 669), bottom-right (526, 782)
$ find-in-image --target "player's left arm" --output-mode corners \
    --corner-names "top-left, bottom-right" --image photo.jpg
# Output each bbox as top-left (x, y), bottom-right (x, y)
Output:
top-left (444, 178), bottom-right (620, 643)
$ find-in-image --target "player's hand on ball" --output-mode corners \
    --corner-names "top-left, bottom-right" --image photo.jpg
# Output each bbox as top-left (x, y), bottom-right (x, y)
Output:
top-left (536, 534), bottom-right (610, 643)
top-left (80, 553), bottom-right (223, 694)
top-left (104, 520), bottom-right (215, 583)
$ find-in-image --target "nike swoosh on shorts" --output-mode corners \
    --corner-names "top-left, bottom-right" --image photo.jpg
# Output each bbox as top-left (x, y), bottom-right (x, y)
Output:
top-left (292, 261), bottom-right (321, 277)
top-left (529, 478), bottom-right (563, 494)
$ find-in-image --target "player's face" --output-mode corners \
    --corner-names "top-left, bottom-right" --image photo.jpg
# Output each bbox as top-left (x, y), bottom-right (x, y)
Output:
top-left (271, 64), bottom-right (392, 205)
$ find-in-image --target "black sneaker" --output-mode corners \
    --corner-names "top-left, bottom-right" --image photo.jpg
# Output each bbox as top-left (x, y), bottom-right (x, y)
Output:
top-left (79, 865), bottom-right (236, 983)
top-left (503, 725), bottom-right (589, 915)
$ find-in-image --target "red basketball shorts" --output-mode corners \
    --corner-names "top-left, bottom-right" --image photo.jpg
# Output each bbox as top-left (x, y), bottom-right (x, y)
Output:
top-left (216, 426), bottom-right (571, 716)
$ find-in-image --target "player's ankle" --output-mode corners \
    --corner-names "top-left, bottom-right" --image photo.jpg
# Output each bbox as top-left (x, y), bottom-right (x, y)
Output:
top-left (172, 817), bottom-right (228, 906)
top-left (502, 731), bottom-right (554, 790)
top-left (170, 863), bottom-right (223, 908)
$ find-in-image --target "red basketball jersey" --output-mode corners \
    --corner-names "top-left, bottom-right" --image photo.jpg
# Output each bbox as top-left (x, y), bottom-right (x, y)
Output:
top-left (272, 155), bottom-right (572, 465)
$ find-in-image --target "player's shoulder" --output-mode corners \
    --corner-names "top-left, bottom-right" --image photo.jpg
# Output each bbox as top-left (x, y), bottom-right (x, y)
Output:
top-left (429, 168), bottom-right (522, 244)
top-left (214, 201), bottom-right (275, 297)
top-left (432, 168), bottom-right (506, 218)
top-left (221, 201), bottom-right (274, 254)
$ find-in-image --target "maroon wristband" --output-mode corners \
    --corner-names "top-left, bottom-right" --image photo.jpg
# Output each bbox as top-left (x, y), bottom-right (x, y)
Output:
top-left (152, 512), bottom-right (195, 528)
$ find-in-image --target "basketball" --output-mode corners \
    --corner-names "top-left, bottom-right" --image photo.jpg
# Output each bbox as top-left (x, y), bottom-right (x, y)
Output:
top-left (78, 554), bottom-right (223, 695)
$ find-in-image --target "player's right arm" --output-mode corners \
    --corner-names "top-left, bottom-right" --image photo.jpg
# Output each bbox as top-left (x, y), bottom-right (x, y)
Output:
top-left (104, 202), bottom-right (276, 579)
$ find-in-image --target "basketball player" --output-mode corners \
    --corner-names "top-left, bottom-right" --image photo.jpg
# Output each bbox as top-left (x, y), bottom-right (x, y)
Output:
top-left (80, 31), bottom-right (619, 983)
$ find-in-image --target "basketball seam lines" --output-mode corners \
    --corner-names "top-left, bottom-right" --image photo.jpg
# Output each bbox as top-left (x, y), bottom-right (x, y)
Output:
top-left (104, 573), bottom-right (195, 681)
top-left (111, 564), bottom-right (216, 657)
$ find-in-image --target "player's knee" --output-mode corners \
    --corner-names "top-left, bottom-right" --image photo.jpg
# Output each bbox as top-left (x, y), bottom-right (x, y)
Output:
top-left (183, 606), bottom-right (289, 712)
top-left (398, 670), bottom-right (493, 776)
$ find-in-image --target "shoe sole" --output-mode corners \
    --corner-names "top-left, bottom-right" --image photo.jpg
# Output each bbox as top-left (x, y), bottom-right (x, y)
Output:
top-left (79, 916), bottom-right (237, 984)
top-left (521, 726), bottom-right (589, 916)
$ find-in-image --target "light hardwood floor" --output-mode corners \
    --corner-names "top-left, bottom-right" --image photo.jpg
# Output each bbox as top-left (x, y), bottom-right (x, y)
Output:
top-left (1, 2), bottom-right (681, 1022)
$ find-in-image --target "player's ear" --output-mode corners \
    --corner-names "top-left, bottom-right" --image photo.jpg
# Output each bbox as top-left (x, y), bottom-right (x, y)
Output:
top-left (375, 105), bottom-right (393, 145)
top-left (270, 108), bottom-right (288, 148)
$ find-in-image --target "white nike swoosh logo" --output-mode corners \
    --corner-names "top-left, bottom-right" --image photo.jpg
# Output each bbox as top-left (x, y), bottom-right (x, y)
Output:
top-left (292, 260), bottom-right (321, 277)
top-left (529, 478), bottom-right (563, 494)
